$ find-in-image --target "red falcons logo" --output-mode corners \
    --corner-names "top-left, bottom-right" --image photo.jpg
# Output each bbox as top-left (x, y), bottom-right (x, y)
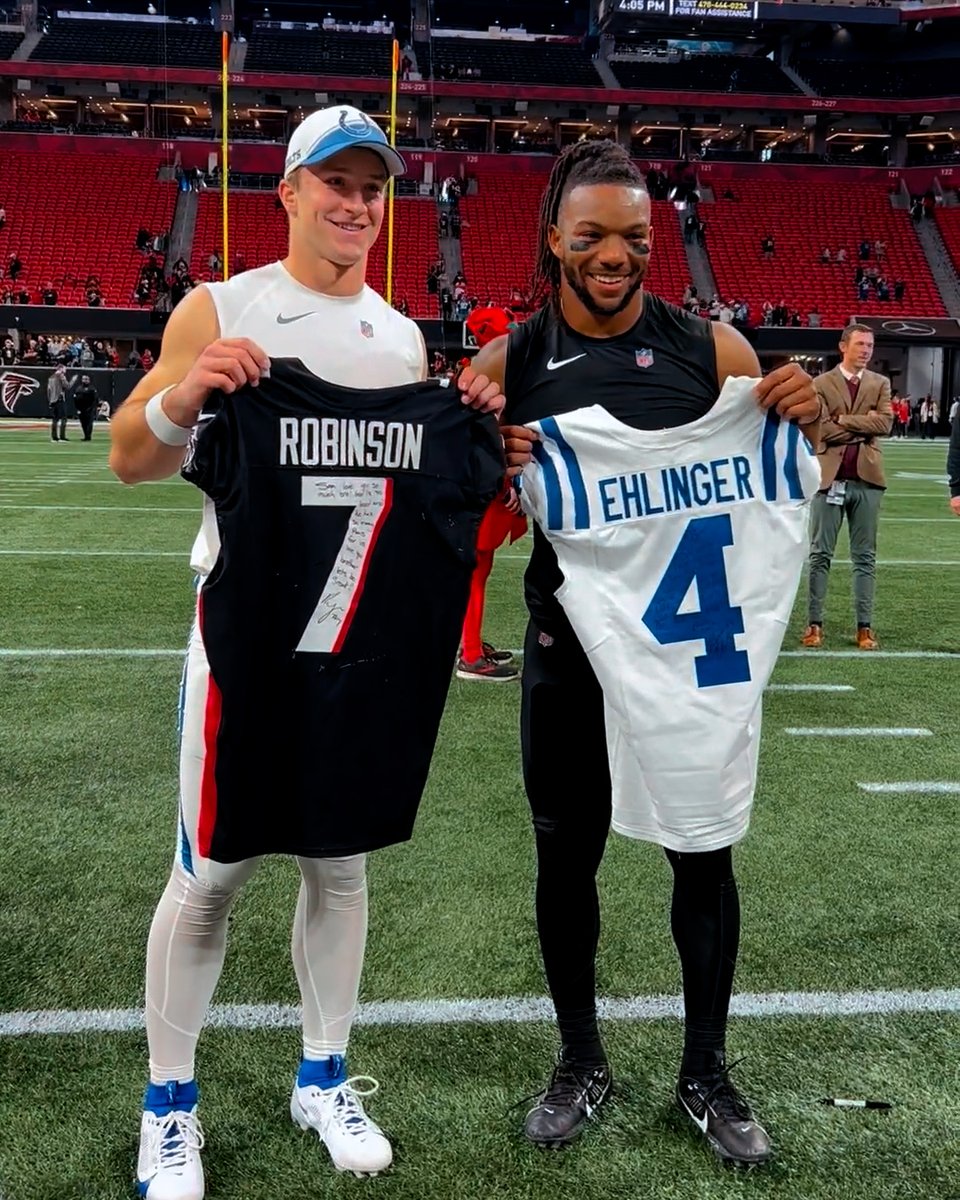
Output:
top-left (0, 370), bottom-right (40, 414)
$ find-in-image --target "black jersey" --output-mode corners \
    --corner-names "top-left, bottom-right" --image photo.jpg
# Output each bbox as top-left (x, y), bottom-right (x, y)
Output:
top-left (503, 296), bottom-right (719, 636)
top-left (181, 358), bottom-right (503, 861)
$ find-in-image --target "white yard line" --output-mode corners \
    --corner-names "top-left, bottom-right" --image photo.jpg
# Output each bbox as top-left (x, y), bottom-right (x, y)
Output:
top-left (767, 684), bottom-right (854, 693)
top-left (2, 987), bottom-right (959, 1038)
top-left (780, 650), bottom-right (959, 659)
top-left (0, 549), bottom-right (187, 557)
top-left (785, 727), bottom-right (933, 737)
top-left (858, 782), bottom-right (960, 794)
top-left (0, 505), bottom-right (197, 513)
top-left (0, 648), bottom-right (182, 659)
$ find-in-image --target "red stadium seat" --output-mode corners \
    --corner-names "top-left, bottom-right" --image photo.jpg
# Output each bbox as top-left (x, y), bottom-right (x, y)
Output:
top-left (0, 150), bottom-right (176, 307)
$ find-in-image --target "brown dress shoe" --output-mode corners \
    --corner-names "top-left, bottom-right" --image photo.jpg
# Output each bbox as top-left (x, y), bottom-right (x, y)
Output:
top-left (856, 627), bottom-right (879, 650)
top-left (800, 624), bottom-right (823, 648)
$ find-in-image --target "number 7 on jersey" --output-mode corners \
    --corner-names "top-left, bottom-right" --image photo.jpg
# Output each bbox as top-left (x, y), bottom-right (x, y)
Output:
top-left (297, 475), bottom-right (393, 654)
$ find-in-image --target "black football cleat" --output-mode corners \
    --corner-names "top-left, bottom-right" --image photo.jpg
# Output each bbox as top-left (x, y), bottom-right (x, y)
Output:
top-left (523, 1054), bottom-right (612, 1148)
top-left (676, 1059), bottom-right (773, 1166)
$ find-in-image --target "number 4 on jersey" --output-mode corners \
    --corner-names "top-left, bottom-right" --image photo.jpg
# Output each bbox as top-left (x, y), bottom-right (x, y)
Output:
top-left (642, 513), bottom-right (751, 689)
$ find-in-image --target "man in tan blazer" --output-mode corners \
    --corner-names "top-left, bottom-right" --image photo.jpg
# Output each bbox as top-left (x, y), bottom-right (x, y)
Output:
top-left (801, 323), bottom-right (892, 650)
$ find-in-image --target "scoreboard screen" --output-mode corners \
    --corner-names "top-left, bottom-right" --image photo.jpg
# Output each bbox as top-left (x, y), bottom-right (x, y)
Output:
top-left (615, 0), bottom-right (758, 17)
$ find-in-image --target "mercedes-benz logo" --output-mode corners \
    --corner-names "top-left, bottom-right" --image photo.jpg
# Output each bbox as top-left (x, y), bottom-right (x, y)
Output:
top-left (880, 321), bottom-right (937, 336)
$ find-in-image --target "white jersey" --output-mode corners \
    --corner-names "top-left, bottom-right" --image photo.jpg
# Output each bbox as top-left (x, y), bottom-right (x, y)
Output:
top-left (521, 377), bottom-right (821, 852)
top-left (189, 261), bottom-right (425, 575)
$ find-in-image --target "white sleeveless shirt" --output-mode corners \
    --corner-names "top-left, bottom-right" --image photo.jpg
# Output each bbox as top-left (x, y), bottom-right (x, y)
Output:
top-left (189, 261), bottom-right (425, 575)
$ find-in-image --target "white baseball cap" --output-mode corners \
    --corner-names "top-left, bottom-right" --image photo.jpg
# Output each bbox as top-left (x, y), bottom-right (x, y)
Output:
top-left (284, 104), bottom-right (406, 179)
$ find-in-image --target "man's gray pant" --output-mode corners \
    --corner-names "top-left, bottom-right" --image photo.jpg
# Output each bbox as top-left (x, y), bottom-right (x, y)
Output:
top-left (807, 482), bottom-right (884, 626)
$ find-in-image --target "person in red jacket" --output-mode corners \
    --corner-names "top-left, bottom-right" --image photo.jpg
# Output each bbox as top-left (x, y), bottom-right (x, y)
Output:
top-left (457, 306), bottom-right (527, 681)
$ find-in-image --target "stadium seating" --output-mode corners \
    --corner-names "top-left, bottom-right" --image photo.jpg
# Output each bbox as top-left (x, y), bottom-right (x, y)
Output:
top-left (30, 18), bottom-right (220, 67)
top-left (934, 206), bottom-right (960, 279)
top-left (428, 38), bottom-right (601, 87)
top-left (611, 55), bottom-right (799, 95)
top-left (795, 58), bottom-right (960, 99)
top-left (244, 28), bottom-right (393, 76)
top-left (189, 191), bottom-right (440, 319)
top-left (707, 181), bottom-right (945, 327)
top-left (458, 170), bottom-right (691, 310)
top-left (0, 150), bottom-right (176, 306)
top-left (0, 31), bottom-right (22, 59)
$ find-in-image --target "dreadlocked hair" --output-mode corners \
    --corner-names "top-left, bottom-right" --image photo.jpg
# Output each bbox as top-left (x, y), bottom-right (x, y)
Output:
top-left (532, 139), bottom-right (647, 311)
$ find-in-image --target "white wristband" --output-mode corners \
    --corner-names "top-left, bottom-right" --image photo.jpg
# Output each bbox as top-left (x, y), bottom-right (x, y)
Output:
top-left (144, 386), bottom-right (194, 447)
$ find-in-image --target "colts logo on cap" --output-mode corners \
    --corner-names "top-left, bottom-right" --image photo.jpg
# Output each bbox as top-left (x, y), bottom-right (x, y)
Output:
top-left (339, 109), bottom-right (376, 139)
top-left (635, 348), bottom-right (654, 369)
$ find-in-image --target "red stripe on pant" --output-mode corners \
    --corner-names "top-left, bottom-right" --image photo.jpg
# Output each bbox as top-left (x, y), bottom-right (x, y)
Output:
top-left (197, 596), bottom-right (222, 860)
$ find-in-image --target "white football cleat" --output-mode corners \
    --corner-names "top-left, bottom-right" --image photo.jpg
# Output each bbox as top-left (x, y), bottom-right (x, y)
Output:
top-left (291, 1075), bottom-right (393, 1177)
top-left (136, 1106), bottom-right (205, 1200)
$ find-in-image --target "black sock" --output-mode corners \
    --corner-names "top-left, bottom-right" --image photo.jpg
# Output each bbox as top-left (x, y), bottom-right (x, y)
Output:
top-left (664, 846), bottom-right (740, 1080)
top-left (558, 1010), bottom-right (607, 1067)
top-left (857, 622), bottom-right (871, 630)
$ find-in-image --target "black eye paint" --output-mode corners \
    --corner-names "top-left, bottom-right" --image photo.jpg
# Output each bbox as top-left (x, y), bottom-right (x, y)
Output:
top-left (630, 242), bottom-right (652, 256)
top-left (568, 240), bottom-right (593, 253)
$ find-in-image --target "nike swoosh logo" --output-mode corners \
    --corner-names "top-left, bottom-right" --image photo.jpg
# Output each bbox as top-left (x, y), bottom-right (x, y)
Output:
top-left (277, 312), bottom-right (319, 325)
top-left (546, 354), bottom-right (587, 371)
top-left (680, 1096), bottom-right (709, 1133)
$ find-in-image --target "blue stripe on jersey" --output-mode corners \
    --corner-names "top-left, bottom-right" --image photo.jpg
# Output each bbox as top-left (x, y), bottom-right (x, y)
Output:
top-left (177, 608), bottom-right (195, 877)
top-left (539, 417), bottom-right (590, 530)
top-left (178, 805), bottom-right (195, 877)
top-left (531, 439), bottom-right (564, 531)
top-left (760, 410), bottom-right (780, 502)
top-left (783, 419), bottom-right (804, 499)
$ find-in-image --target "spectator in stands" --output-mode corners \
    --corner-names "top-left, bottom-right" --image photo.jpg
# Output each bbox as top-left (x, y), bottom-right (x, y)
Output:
top-left (42, 282), bottom-right (57, 306)
top-left (894, 278), bottom-right (905, 302)
top-left (80, 341), bottom-right (94, 367)
top-left (773, 299), bottom-right (789, 327)
top-left (208, 250), bottom-right (222, 278)
top-left (127, 347), bottom-right (142, 369)
top-left (21, 337), bottom-right (39, 364)
top-left (684, 212), bottom-right (698, 243)
top-left (696, 217), bottom-right (707, 247)
top-left (859, 239), bottom-right (871, 261)
top-left (36, 336), bottom-right (50, 364)
top-left (865, 265), bottom-right (879, 285)
top-left (820, 247), bottom-right (831, 264)
top-left (1, 337), bottom-right (16, 365)
top-left (426, 263), bottom-right (439, 297)
top-left (874, 239), bottom-right (885, 261)
top-left (86, 283), bottom-right (103, 307)
top-left (0, 206), bottom-right (5, 231)
top-left (708, 296), bottom-right (721, 321)
top-left (140, 347), bottom-right (154, 371)
top-left (858, 278), bottom-right (870, 302)
top-left (136, 227), bottom-right (151, 254)
top-left (790, 310), bottom-right (802, 328)
top-left (836, 247), bottom-right (847, 265)
top-left (682, 283), bottom-right (696, 308)
top-left (134, 277), bottom-right (152, 306)
top-left (734, 300), bottom-right (749, 327)
top-left (807, 307), bottom-right (821, 328)
top-left (855, 265), bottom-right (865, 286)
top-left (761, 235), bottom-right (775, 260)
top-left (761, 299), bottom-right (773, 326)
top-left (401, 53), bottom-right (412, 80)
top-left (1, 289), bottom-right (12, 305)
top-left (8, 252), bottom-right (22, 282)
top-left (393, 297), bottom-right (409, 317)
top-left (17, 289), bottom-right (29, 304)
top-left (718, 300), bottom-right (734, 325)
top-left (440, 287), bottom-right (453, 321)
top-left (911, 197), bottom-right (924, 223)
top-left (876, 278), bottom-right (890, 302)
top-left (450, 210), bottom-right (461, 238)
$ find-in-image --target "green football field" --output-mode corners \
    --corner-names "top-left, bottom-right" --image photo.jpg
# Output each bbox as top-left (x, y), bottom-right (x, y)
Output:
top-left (0, 421), bottom-right (958, 1200)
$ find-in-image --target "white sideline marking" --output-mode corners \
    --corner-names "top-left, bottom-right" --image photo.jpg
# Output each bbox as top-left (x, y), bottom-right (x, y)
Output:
top-left (858, 782), bottom-right (960, 794)
top-left (780, 650), bottom-right (960, 659)
top-left (2, 987), bottom-right (960, 1038)
top-left (767, 684), bottom-right (854, 693)
top-left (0, 649), bottom-right (182, 659)
top-left (0, 505), bottom-right (196, 513)
top-left (883, 518), bottom-right (956, 523)
top-left (785, 727), bottom-right (933, 737)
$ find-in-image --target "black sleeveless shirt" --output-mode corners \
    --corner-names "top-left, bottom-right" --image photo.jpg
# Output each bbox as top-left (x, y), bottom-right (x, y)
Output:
top-left (503, 293), bottom-right (719, 635)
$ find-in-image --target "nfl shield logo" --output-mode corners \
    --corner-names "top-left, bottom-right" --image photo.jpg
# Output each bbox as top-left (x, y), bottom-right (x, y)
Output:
top-left (360, 320), bottom-right (374, 339)
top-left (635, 348), bottom-right (654, 368)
